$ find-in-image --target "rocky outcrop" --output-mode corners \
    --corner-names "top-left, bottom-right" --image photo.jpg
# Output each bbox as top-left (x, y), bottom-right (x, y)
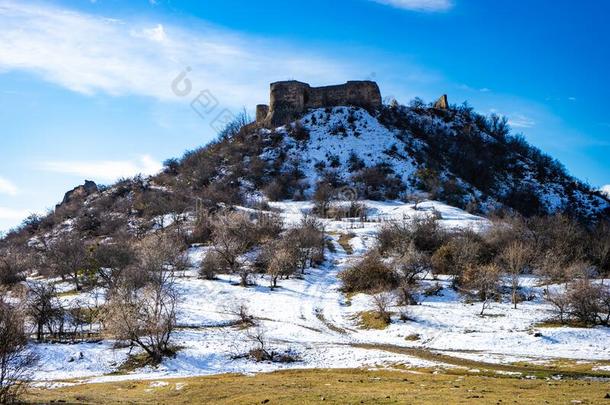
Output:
top-left (57, 180), bottom-right (98, 209)
top-left (257, 80), bottom-right (382, 126)
top-left (433, 94), bottom-right (449, 110)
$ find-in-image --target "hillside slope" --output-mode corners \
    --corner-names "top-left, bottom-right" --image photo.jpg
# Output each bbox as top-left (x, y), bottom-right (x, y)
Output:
top-left (2, 99), bottom-right (608, 246)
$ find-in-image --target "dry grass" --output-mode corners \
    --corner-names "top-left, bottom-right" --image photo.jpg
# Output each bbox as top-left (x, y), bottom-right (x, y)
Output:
top-left (357, 310), bottom-right (391, 329)
top-left (25, 367), bottom-right (610, 404)
top-left (354, 343), bottom-right (610, 380)
top-left (337, 232), bottom-right (355, 255)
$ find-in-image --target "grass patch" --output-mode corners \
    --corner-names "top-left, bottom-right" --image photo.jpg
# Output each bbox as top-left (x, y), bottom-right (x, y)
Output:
top-left (357, 311), bottom-right (391, 330)
top-left (114, 352), bottom-right (158, 374)
top-left (404, 333), bottom-right (421, 341)
top-left (25, 367), bottom-right (610, 404)
top-left (534, 319), bottom-right (591, 328)
top-left (353, 343), bottom-right (610, 380)
top-left (337, 232), bottom-right (355, 255)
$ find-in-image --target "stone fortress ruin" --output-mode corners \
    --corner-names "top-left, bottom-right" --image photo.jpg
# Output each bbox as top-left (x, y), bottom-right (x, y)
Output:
top-left (254, 79), bottom-right (448, 127)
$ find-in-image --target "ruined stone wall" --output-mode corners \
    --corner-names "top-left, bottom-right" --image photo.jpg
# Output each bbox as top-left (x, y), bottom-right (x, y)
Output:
top-left (257, 80), bottom-right (382, 126)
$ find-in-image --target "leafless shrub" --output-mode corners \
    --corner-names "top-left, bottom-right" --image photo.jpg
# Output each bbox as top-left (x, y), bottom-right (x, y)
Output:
top-left (498, 241), bottom-right (531, 309)
top-left (392, 242), bottom-right (431, 285)
top-left (423, 282), bottom-right (443, 297)
top-left (104, 237), bottom-right (181, 362)
top-left (199, 251), bottom-right (223, 280)
top-left (0, 299), bottom-right (37, 404)
top-left (26, 282), bottom-right (64, 342)
top-left (462, 264), bottom-right (501, 315)
top-left (266, 240), bottom-right (298, 289)
top-left (251, 211), bottom-right (284, 243)
top-left (589, 221), bottom-right (610, 276)
top-left (92, 240), bottom-right (136, 290)
top-left (544, 286), bottom-right (570, 324)
top-left (227, 302), bottom-right (255, 328)
top-left (0, 247), bottom-right (29, 286)
top-left (44, 232), bottom-right (88, 291)
top-left (312, 183), bottom-right (334, 217)
top-left (238, 326), bottom-right (300, 363)
top-left (210, 211), bottom-right (256, 286)
top-left (105, 278), bottom-right (177, 362)
top-left (339, 252), bottom-right (399, 293)
top-left (431, 230), bottom-right (488, 279)
top-left (285, 216), bottom-right (325, 273)
top-left (377, 216), bottom-right (445, 255)
top-left (371, 292), bottom-right (393, 324)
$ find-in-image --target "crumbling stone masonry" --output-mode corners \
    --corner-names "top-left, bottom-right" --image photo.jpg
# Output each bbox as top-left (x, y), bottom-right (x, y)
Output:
top-left (256, 80), bottom-right (382, 126)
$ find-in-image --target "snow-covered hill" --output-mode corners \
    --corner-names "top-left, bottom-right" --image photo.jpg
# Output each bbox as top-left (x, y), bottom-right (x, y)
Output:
top-left (255, 105), bottom-right (609, 219)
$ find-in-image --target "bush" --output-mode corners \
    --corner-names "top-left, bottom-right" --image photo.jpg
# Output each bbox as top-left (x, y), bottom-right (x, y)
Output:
top-left (431, 230), bottom-right (489, 278)
top-left (339, 253), bottom-right (399, 293)
top-left (546, 280), bottom-right (610, 326)
top-left (0, 248), bottom-right (29, 286)
top-left (377, 216), bottom-right (445, 256)
top-left (199, 251), bottom-right (223, 280)
top-left (461, 264), bottom-right (501, 315)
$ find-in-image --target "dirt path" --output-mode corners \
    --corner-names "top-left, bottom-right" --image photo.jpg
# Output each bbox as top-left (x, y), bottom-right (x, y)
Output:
top-left (353, 343), bottom-right (610, 380)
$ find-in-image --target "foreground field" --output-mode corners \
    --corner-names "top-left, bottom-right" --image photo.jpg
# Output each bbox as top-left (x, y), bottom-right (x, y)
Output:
top-left (27, 368), bottom-right (610, 404)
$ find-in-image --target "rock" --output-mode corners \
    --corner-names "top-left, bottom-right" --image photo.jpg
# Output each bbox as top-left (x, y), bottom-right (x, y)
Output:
top-left (604, 392), bottom-right (610, 399)
top-left (433, 94), bottom-right (448, 109)
top-left (57, 180), bottom-right (98, 209)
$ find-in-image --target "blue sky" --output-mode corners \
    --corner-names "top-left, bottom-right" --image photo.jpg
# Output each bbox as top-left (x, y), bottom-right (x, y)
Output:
top-left (0, 0), bottom-right (609, 232)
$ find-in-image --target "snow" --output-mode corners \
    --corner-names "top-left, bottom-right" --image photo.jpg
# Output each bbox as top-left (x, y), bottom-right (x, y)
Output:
top-left (27, 200), bottom-right (610, 385)
top-left (259, 107), bottom-right (420, 198)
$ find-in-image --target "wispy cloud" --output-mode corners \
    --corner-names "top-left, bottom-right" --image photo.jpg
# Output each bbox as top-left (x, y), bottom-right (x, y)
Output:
top-left (508, 113), bottom-right (536, 129)
top-left (370, 0), bottom-right (453, 12)
top-left (0, 1), bottom-right (356, 108)
top-left (39, 155), bottom-right (162, 182)
top-left (0, 206), bottom-right (30, 221)
top-left (0, 176), bottom-right (18, 196)
top-left (458, 84), bottom-right (491, 93)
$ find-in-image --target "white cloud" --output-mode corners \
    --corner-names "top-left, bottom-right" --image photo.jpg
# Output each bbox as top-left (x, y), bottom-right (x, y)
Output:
top-left (370, 0), bottom-right (453, 12)
top-left (508, 113), bottom-right (536, 129)
top-left (0, 1), bottom-right (357, 108)
top-left (0, 176), bottom-right (18, 196)
top-left (0, 206), bottom-right (30, 221)
top-left (602, 185), bottom-right (610, 197)
top-left (40, 155), bottom-right (162, 182)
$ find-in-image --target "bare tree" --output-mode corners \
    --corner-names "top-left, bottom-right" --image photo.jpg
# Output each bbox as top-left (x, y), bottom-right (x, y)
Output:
top-left (463, 264), bottom-right (500, 315)
top-left (266, 242), bottom-right (298, 289)
top-left (26, 282), bottom-right (64, 342)
top-left (92, 240), bottom-right (136, 290)
top-left (589, 221), bottom-right (610, 277)
top-left (210, 211), bottom-right (256, 286)
top-left (544, 286), bottom-right (570, 324)
top-left (105, 262), bottom-right (178, 363)
top-left (286, 216), bottom-right (325, 273)
top-left (313, 183), bottom-right (334, 217)
top-left (498, 241), bottom-right (531, 309)
top-left (0, 299), bottom-right (37, 403)
top-left (371, 292), bottom-right (393, 324)
top-left (392, 242), bottom-right (430, 285)
top-left (45, 233), bottom-right (88, 291)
